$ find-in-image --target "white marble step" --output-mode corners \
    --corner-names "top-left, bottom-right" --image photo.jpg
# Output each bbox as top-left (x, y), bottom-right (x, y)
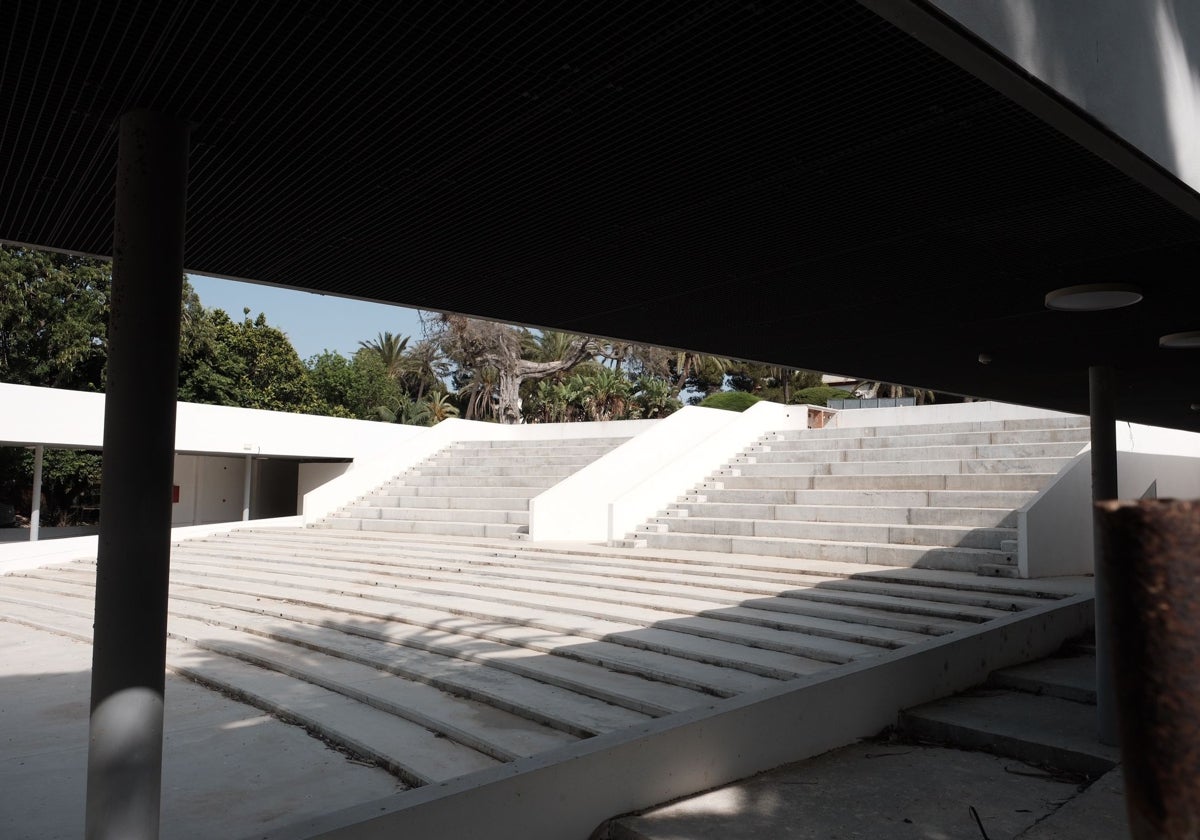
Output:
top-left (0, 595), bottom-right (500, 786)
top-left (668, 503), bottom-right (1016, 528)
top-left (747, 441), bottom-right (1086, 463)
top-left (692, 488), bottom-right (1037, 508)
top-left (454, 437), bottom-right (633, 450)
top-left (762, 427), bottom-right (1090, 451)
top-left (325, 518), bottom-right (522, 538)
top-left (776, 417), bottom-right (1088, 440)
top-left (727, 457), bottom-right (1071, 477)
top-left (649, 517), bottom-right (1015, 550)
top-left (708, 473), bottom-right (1055, 492)
top-left (637, 531), bottom-right (1011, 573)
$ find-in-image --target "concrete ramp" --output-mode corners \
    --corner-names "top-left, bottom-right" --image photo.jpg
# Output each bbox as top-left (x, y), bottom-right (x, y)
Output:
top-left (0, 526), bottom-right (1092, 839)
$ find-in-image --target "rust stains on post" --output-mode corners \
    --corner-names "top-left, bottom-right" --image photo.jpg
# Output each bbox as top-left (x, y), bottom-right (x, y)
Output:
top-left (1098, 498), bottom-right (1200, 839)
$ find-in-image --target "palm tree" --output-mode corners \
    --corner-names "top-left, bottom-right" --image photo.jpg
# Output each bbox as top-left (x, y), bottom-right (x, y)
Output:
top-left (582, 368), bottom-right (633, 421)
top-left (372, 393), bottom-right (422, 425)
top-left (673, 351), bottom-right (731, 400)
top-left (358, 331), bottom-right (410, 380)
top-left (403, 338), bottom-right (449, 401)
top-left (634, 376), bottom-right (679, 419)
top-left (460, 365), bottom-right (500, 421)
top-left (418, 390), bottom-right (460, 425)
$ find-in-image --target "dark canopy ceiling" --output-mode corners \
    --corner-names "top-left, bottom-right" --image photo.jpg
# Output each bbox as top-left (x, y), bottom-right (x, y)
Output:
top-left (4, 1), bottom-right (1200, 429)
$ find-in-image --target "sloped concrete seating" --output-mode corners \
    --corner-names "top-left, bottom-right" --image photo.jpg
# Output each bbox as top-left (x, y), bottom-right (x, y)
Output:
top-left (0, 528), bottom-right (1081, 791)
top-left (621, 416), bottom-right (1091, 575)
top-left (319, 435), bottom-right (634, 539)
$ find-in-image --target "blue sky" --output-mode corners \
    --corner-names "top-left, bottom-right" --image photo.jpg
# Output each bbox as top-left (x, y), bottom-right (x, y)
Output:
top-left (187, 274), bottom-right (428, 362)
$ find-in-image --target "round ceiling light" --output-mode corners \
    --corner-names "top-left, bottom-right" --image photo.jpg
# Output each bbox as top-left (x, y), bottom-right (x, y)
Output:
top-left (1044, 283), bottom-right (1143, 311)
top-left (1160, 331), bottom-right (1200, 349)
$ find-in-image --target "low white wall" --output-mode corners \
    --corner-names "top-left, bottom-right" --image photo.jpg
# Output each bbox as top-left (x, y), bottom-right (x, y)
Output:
top-left (828, 400), bottom-right (1080, 429)
top-left (1019, 451), bottom-right (1092, 579)
top-left (1118, 451), bottom-right (1200, 501)
top-left (1020, 421), bottom-right (1200, 578)
top-left (0, 383), bottom-right (418, 459)
top-left (527, 407), bottom-right (738, 542)
top-left (0, 516), bottom-right (301, 575)
top-left (597, 402), bottom-right (810, 544)
top-left (298, 463), bottom-right (352, 512)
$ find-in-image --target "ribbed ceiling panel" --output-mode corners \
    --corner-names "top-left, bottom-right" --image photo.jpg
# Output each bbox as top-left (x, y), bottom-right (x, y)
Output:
top-left (3, 1), bottom-right (1200, 428)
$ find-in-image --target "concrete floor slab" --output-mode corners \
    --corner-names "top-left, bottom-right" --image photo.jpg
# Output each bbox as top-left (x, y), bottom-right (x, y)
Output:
top-left (607, 739), bottom-right (1104, 840)
top-left (0, 621), bottom-right (403, 840)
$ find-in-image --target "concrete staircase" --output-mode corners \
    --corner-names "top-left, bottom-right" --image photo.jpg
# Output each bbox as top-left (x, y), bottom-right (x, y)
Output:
top-left (618, 416), bottom-right (1090, 576)
top-left (897, 633), bottom-right (1119, 779)
top-left (319, 434), bottom-right (634, 539)
top-left (0, 527), bottom-right (1082, 792)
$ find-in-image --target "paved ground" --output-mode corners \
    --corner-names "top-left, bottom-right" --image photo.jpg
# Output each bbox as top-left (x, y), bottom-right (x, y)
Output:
top-left (604, 734), bottom-right (1131, 840)
top-left (0, 621), bottom-right (403, 840)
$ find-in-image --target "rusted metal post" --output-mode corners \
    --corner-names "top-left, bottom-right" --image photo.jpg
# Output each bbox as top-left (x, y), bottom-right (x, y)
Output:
top-left (1097, 499), bottom-right (1200, 839)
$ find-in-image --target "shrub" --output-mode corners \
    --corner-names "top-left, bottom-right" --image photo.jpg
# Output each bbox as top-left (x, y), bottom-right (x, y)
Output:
top-left (792, 386), bottom-right (854, 407)
top-left (698, 391), bottom-right (761, 412)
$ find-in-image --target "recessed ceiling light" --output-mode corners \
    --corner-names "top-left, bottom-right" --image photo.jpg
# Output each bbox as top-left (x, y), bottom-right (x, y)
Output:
top-left (1160, 331), bottom-right (1200, 349)
top-left (1044, 283), bottom-right (1143, 311)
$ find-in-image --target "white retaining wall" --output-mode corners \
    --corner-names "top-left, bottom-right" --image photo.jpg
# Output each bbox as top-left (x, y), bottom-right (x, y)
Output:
top-left (596, 402), bottom-right (810, 544)
top-left (1021, 422), bottom-right (1200, 577)
top-left (0, 383), bottom-right (414, 458)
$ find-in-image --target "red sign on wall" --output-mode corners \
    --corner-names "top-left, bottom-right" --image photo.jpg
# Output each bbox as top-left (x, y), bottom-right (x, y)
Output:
top-left (171, 485), bottom-right (180, 504)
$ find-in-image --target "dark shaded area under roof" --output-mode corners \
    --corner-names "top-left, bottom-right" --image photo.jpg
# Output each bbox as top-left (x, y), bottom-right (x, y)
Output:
top-left (3, 0), bottom-right (1199, 430)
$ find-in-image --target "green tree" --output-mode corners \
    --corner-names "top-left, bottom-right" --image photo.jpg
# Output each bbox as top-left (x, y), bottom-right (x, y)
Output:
top-left (429, 314), bottom-right (595, 424)
top-left (581, 368), bottom-right (634, 422)
top-left (0, 245), bottom-right (110, 390)
top-left (417, 390), bottom-right (460, 425)
top-left (358, 331), bottom-right (410, 380)
top-left (307, 349), bottom-right (403, 420)
top-left (632, 376), bottom-right (681, 419)
top-left (178, 308), bottom-right (322, 413)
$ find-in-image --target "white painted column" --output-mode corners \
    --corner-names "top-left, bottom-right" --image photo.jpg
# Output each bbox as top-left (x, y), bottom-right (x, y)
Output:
top-left (242, 454), bottom-right (252, 521)
top-left (29, 444), bottom-right (43, 541)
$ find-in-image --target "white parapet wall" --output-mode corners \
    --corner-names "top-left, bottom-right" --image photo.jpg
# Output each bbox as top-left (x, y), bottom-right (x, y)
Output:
top-left (592, 402), bottom-right (810, 544)
top-left (526, 406), bottom-right (735, 543)
top-left (0, 382), bottom-right (416, 458)
top-left (1020, 422), bottom-right (1200, 578)
top-left (827, 399), bottom-right (1082, 429)
top-left (1, 382), bottom-right (429, 533)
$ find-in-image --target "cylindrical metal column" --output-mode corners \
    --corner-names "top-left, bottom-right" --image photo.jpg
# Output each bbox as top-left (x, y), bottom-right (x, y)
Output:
top-left (1097, 499), bottom-right (1200, 839)
top-left (85, 110), bottom-right (188, 840)
top-left (1090, 365), bottom-right (1119, 746)
top-left (30, 444), bottom-right (43, 541)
